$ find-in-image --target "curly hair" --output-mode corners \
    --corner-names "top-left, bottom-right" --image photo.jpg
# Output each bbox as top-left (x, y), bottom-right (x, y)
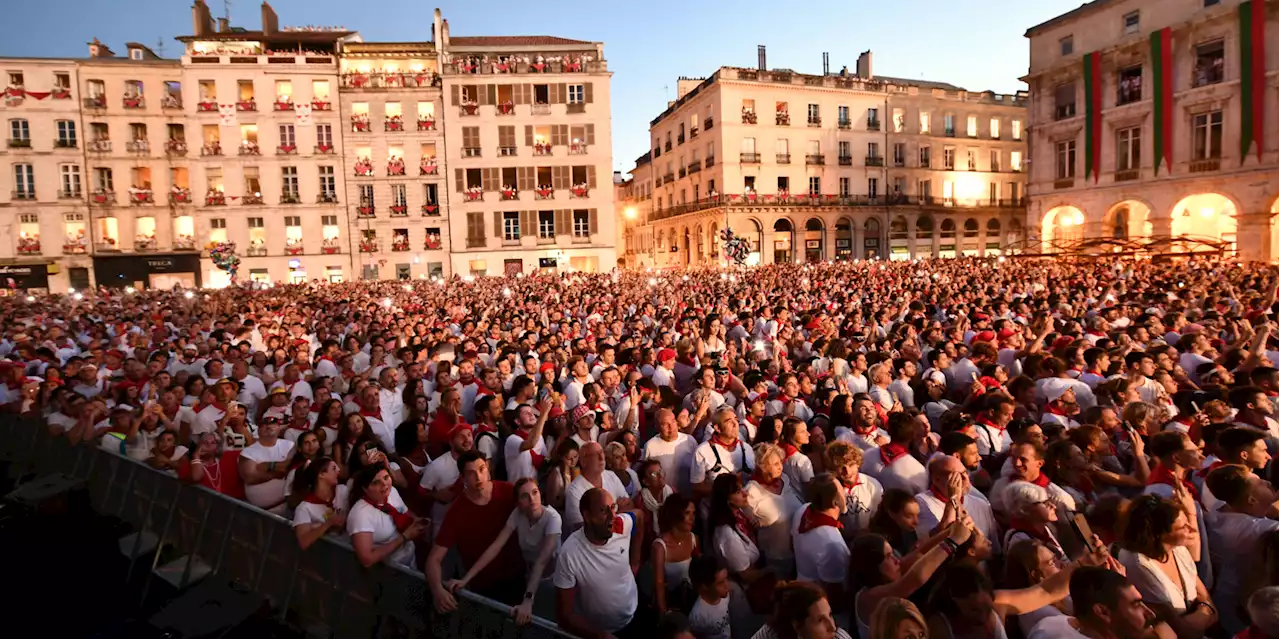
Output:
top-left (1118, 494), bottom-right (1184, 561)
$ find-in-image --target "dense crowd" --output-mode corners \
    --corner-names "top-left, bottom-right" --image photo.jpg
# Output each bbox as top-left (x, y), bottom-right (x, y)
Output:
top-left (3, 257), bottom-right (1278, 639)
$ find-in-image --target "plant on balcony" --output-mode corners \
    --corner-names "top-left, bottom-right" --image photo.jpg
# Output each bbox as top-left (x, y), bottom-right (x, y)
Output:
top-left (90, 189), bottom-right (114, 205)
top-left (353, 157), bottom-right (374, 177)
top-left (460, 99), bottom-right (479, 115)
top-left (202, 141), bottom-right (222, 156)
top-left (386, 156), bottom-right (406, 176)
top-left (273, 97), bottom-right (294, 111)
top-left (205, 190), bottom-right (226, 206)
top-left (277, 143), bottom-right (296, 155)
top-left (123, 94), bottom-right (144, 109)
top-left (321, 238), bottom-right (340, 254)
top-left (236, 99), bottom-right (257, 112)
top-left (16, 235), bottom-right (40, 255)
top-left (134, 234), bottom-right (156, 251)
top-left (390, 204), bottom-right (408, 216)
top-left (129, 188), bottom-right (154, 204)
top-left (422, 203), bottom-right (439, 216)
top-left (285, 238), bottom-right (304, 255)
top-left (533, 141), bottom-right (552, 156)
top-left (384, 115), bottom-right (403, 132)
top-left (501, 186), bottom-right (518, 201)
top-left (197, 100), bottom-right (218, 112)
top-left (311, 99), bottom-right (331, 111)
top-left (161, 94), bottom-right (182, 109)
top-left (571, 183), bottom-right (589, 198)
top-left (357, 204), bottom-right (375, 218)
top-left (165, 139), bottom-right (187, 155)
top-left (420, 157), bottom-right (438, 175)
top-left (741, 109), bottom-right (757, 124)
top-left (464, 186), bottom-right (484, 202)
top-left (417, 117), bottom-right (436, 131)
top-left (392, 236), bottom-right (410, 252)
top-left (350, 114), bottom-right (371, 133)
top-left (424, 232), bottom-right (442, 250)
top-left (239, 141), bottom-right (261, 156)
top-left (359, 238), bottom-right (378, 253)
top-left (498, 101), bottom-right (515, 115)
top-left (52, 88), bottom-right (71, 100)
top-left (315, 143), bottom-right (334, 154)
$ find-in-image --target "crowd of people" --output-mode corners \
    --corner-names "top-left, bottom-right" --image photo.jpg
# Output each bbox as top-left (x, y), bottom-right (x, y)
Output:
top-left (3, 256), bottom-right (1278, 639)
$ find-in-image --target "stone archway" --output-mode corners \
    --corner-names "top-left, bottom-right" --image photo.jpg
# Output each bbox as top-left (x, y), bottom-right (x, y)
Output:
top-left (773, 218), bottom-right (794, 264)
top-left (1041, 205), bottom-right (1085, 251)
top-left (1103, 200), bottom-right (1153, 240)
top-left (1170, 193), bottom-right (1238, 255)
top-left (803, 217), bottom-right (824, 262)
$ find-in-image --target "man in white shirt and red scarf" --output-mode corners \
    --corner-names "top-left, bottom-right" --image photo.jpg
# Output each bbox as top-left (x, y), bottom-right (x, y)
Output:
top-left (973, 394), bottom-right (1016, 457)
top-left (792, 473), bottom-right (849, 603)
top-left (990, 440), bottom-right (1078, 516)
top-left (861, 412), bottom-right (928, 496)
top-left (835, 394), bottom-right (888, 451)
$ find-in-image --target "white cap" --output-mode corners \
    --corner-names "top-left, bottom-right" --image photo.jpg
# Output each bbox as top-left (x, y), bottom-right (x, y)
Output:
top-left (924, 369), bottom-right (946, 386)
top-left (1043, 379), bottom-right (1073, 403)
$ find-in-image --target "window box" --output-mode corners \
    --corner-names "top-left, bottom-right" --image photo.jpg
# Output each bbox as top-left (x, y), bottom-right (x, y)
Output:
top-left (350, 115), bottom-right (371, 133)
top-left (741, 111), bottom-right (757, 124)
top-left (129, 189), bottom-right (154, 204)
top-left (279, 193), bottom-right (300, 204)
top-left (236, 99), bottom-right (256, 112)
top-left (418, 118), bottom-right (436, 131)
top-left (422, 203), bottom-right (440, 216)
top-left (273, 99), bottom-right (294, 111)
top-left (357, 205), bottom-right (375, 218)
top-left (197, 100), bottom-right (217, 112)
top-left (315, 144), bottom-right (335, 154)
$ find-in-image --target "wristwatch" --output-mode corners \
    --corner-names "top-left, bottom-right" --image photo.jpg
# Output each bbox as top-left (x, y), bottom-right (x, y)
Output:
top-left (523, 591), bottom-right (534, 601)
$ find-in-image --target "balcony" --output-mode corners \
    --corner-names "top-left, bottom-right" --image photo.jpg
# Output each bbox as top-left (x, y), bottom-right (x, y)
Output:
top-left (663, 173), bottom-right (675, 183)
top-left (498, 102), bottom-right (516, 116)
top-left (122, 95), bottom-right (144, 109)
top-left (197, 100), bottom-right (217, 112)
top-left (173, 235), bottom-right (196, 250)
top-left (390, 204), bottom-right (408, 217)
top-left (316, 192), bottom-right (339, 204)
top-left (315, 144), bottom-right (335, 155)
top-left (169, 188), bottom-right (192, 205)
top-left (499, 146), bottom-right (518, 157)
top-left (1189, 158), bottom-right (1220, 173)
top-left (279, 192), bottom-right (301, 205)
top-left (321, 239), bottom-right (341, 254)
top-left (242, 194), bottom-right (264, 205)
top-left (7, 138), bottom-right (31, 149)
top-left (867, 119), bottom-right (880, 131)
top-left (464, 188), bottom-right (484, 202)
top-left (352, 159), bottom-right (374, 177)
top-left (357, 204), bottom-right (375, 218)
top-left (893, 157), bottom-right (906, 167)
top-left (501, 188), bottom-right (519, 201)
top-left (276, 143), bottom-right (297, 155)
top-left (806, 154), bottom-right (825, 165)
top-left (535, 186), bottom-right (554, 200)
top-left (359, 239), bottom-right (379, 253)
top-left (741, 110), bottom-right (757, 124)
top-left (126, 140), bottom-right (150, 153)
top-left (205, 191), bottom-right (227, 206)
top-left (1114, 169), bottom-right (1139, 182)
top-left (571, 185), bottom-right (590, 199)
top-left (678, 167), bottom-right (686, 178)
top-left (384, 116), bottom-right (404, 132)
top-left (776, 112), bottom-right (790, 126)
top-left (10, 190), bottom-right (35, 201)
top-left (690, 126), bottom-right (698, 139)
top-left (704, 117), bottom-right (714, 131)
top-left (420, 159), bottom-right (438, 175)
top-left (424, 235), bottom-right (443, 250)
top-left (740, 152), bottom-right (761, 163)
top-left (162, 94), bottom-right (182, 110)
top-left (807, 116), bottom-right (822, 127)
top-left (533, 142), bottom-right (553, 156)
top-left (664, 141), bottom-right (672, 152)
top-left (134, 236), bottom-right (157, 252)
top-left (63, 238), bottom-right (89, 254)
top-left (944, 128), bottom-right (956, 137)
top-left (312, 100), bottom-right (332, 111)
top-left (16, 238), bottom-right (41, 256)
top-left (391, 237), bottom-right (411, 252)
top-left (1054, 103), bottom-right (1077, 120)
top-left (422, 203), bottom-right (440, 216)
top-left (340, 71), bottom-right (440, 89)
top-left (459, 102), bottom-right (479, 116)
top-left (386, 159), bottom-right (406, 176)
top-left (285, 241), bottom-right (305, 256)
top-left (95, 239), bottom-right (122, 253)
top-left (54, 138), bottom-right (77, 149)
top-left (246, 244), bottom-right (268, 257)
top-left (201, 142), bottom-right (223, 156)
top-left (273, 99), bottom-right (295, 112)
top-left (59, 189), bottom-right (81, 200)
top-left (89, 190), bottom-right (114, 205)
top-left (837, 120), bottom-right (851, 130)
top-left (128, 189), bottom-right (154, 205)
top-left (705, 156), bottom-right (715, 168)
top-left (569, 142), bottom-right (589, 155)
top-left (350, 115), bottom-right (371, 133)
top-left (1054, 178), bottom-right (1075, 189)
top-left (238, 142), bottom-right (260, 156)
top-left (838, 156), bottom-right (853, 166)
top-left (51, 88), bottom-right (71, 100)
top-left (677, 134), bottom-right (685, 145)
top-left (776, 153), bottom-right (791, 164)
top-left (531, 104), bottom-right (551, 115)
top-left (236, 99), bottom-right (257, 112)
top-left (417, 118), bottom-right (436, 131)
top-left (688, 161), bottom-right (701, 175)
top-left (88, 139), bottom-right (111, 153)
top-left (83, 95), bottom-right (106, 109)
top-left (166, 140), bottom-right (188, 155)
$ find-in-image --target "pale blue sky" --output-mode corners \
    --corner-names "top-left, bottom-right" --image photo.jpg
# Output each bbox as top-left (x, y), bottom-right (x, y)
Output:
top-left (5, 0), bottom-right (1084, 171)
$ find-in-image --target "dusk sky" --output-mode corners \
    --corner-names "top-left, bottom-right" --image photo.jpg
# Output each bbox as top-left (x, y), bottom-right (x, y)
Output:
top-left (6, 0), bottom-right (1084, 173)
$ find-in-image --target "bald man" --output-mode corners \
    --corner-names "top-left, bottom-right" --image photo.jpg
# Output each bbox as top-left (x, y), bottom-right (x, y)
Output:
top-left (641, 408), bottom-right (696, 494)
top-left (563, 442), bottom-right (633, 535)
top-left (913, 455), bottom-right (1001, 555)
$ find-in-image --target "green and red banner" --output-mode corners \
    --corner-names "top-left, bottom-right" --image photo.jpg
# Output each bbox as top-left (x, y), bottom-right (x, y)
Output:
top-left (1082, 51), bottom-right (1103, 182)
top-left (1150, 28), bottom-right (1173, 176)
top-left (1239, 0), bottom-right (1266, 163)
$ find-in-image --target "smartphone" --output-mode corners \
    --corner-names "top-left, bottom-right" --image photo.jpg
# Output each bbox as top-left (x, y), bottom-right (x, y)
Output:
top-left (1068, 513), bottom-right (1100, 552)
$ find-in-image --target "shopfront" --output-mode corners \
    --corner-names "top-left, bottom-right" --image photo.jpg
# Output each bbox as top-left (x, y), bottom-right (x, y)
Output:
top-left (0, 263), bottom-right (50, 292)
top-left (92, 254), bottom-right (201, 290)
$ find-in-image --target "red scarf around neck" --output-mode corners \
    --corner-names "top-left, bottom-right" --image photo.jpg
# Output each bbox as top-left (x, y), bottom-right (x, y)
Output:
top-left (1147, 463), bottom-right (1198, 498)
top-left (733, 509), bottom-right (757, 538)
top-left (363, 497), bottom-right (414, 532)
top-left (797, 506), bottom-right (843, 534)
top-left (976, 414), bottom-right (1006, 432)
top-left (879, 442), bottom-right (910, 467)
top-left (751, 468), bottom-right (783, 493)
top-left (1026, 472), bottom-right (1051, 488)
top-left (781, 443), bottom-right (800, 460)
top-left (930, 485), bottom-right (963, 505)
top-left (302, 491), bottom-right (335, 509)
top-left (516, 429), bottom-right (545, 469)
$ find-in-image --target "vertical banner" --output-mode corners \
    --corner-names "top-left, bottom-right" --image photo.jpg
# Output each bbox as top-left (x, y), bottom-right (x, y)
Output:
top-left (1239, 0), bottom-right (1266, 163)
top-left (295, 102), bottom-right (312, 126)
top-left (1150, 28), bottom-right (1173, 175)
top-left (218, 104), bottom-right (237, 127)
top-left (1083, 51), bottom-right (1103, 183)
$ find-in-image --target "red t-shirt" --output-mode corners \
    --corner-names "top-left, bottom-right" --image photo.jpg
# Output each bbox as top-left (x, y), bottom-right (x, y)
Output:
top-left (435, 481), bottom-right (522, 589)
top-left (177, 450), bottom-right (246, 500)
top-left (427, 412), bottom-right (468, 457)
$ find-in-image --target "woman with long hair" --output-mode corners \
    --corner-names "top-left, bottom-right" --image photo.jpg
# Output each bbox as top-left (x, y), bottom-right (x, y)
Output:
top-left (1002, 539), bottom-right (1071, 637)
top-left (392, 418), bottom-right (431, 484)
top-left (710, 473), bottom-right (767, 587)
top-left (311, 398), bottom-right (344, 452)
top-left (651, 493), bottom-right (699, 615)
top-left (540, 437), bottom-right (579, 513)
top-left (292, 456), bottom-right (347, 549)
top-left (866, 488), bottom-right (922, 559)
top-left (698, 316), bottom-right (727, 362)
top-left (1117, 494), bottom-right (1217, 639)
top-left (847, 519), bottom-right (972, 639)
top-left (345, 463), bottom-right (427, 567)
top-left (750, 580), bottom-right (850, 639)
top-left (284, 430), bottom-right (323, 509)
top-left (867, 597), bottom-right (927, 639)
top-left (333, 412), bottom-right (375, 481)
top-left (778, 417), bottom-right (815, 500)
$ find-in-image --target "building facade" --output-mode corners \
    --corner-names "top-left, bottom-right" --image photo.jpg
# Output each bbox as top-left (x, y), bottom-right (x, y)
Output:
top-left (637, 51), bottom-right (1028, 267)
top-left (1025, 0), bottom-right (1278, 262)
top-left (438, 19), bottom-right (616, 276)
top-left (616, 152), bottom-right (655, 269)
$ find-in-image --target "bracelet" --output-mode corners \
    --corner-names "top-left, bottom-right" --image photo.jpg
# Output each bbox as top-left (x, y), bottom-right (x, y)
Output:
top-left (939, 538), bottom-right (958, 557)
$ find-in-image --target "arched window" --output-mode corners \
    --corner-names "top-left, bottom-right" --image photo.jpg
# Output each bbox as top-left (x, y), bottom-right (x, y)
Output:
top-left (964, 218), bottom-right (979, 238)
top-left (915, 215), bottom-right (933, 240)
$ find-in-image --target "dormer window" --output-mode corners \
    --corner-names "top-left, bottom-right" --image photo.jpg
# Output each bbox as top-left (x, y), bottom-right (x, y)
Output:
top-left (129, 48), bottom-right (143, 61)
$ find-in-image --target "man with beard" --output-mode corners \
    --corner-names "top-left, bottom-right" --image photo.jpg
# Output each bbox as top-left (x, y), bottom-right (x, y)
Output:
top-left (834, 394), bottom-right (889, 452)
top-left (554, 487), bottom-right (643, 638)
top-left (420, 423), bottom-right (474, 539)
top-left (1028, 567), bottom-right (1169, 639)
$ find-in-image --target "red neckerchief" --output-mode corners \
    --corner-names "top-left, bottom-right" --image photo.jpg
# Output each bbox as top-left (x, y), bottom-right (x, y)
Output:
top-left (288, 418), bottom-right (310, 432)
top-left (879, 442), bottom-right (910, 466)
top-left (1045, 403), bottom-right (1070, 416)
top-left (676, 355), bottom-right (697, 367)
top-left (318, 356), bottom-right (334, 363)
top-left (360, 406), bottom-right (383, 421)
top-left (1084, 369), bottom-right (1103, 377)
top-left (457, 374), bottom-right (475, 387)
top-left (839, 475), bottom-right (863, 491)
top-left (751, 469), bottom-right (783, 493)
top-left (714, 436), bottom-right (739, 452)
top-left (852, 421), bottom-right (878, 436)
top-left (302, 492), bottom-right (335, 508)
top-left (930, 485), bottom-right (963, 505)
top-left (733, 509), bottom-right (757, 538)
top-left (781, 443), bottom-right (800, 460)
top-left (474, 422), bottom-right (498, 435)
top-left (976, 414), bottom-right (1006, 433)
top-left (797, 506), bottom-right (842, 534)
top-left (1196, 459), bottom-right (1227, 479)
top-left (515, 429), bottom-right (545, 469)
top-left (1147, 463), bottom-right (1199, 498)
top-left (363, 497), bottom-right (414, 532)
top-left (1026, 472), bottom-right (1051, 488)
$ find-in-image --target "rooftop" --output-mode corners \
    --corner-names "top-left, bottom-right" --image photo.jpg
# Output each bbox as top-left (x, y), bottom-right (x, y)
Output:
top-left (447, 35), bottom-right (596, 48)
top-left (1024, 0), bottom-right (1120, 37)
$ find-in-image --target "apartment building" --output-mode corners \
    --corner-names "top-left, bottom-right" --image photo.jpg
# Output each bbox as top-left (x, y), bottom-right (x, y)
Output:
top-left (438, 13), bottom-right (616, 276)
top-left (0, 57), bottom-right (86, 291)
top-left (641, 49), bottom-right (1028, 266)
top-left (339, 41), bottom-right (446, 280)
top-left (616, 152), bottom-right (655, 269)
top-left (1025, 0), bottom-right (1277, 262)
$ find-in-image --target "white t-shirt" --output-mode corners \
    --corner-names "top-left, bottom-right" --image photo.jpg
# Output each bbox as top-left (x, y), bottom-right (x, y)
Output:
top-left (563, 473), bottom-right (630, 535)
top-left (47, 411), bottom-right (78, 435)
top-left (508, 506), bottom-right (563, 567)
top-left (915, 489), bottom-right (1001, 554)
top-left (972, 422), bottom-right (1012, 457)
top-left (419, 452), bottom-right (462, 537)
top-left (1027, 615), bottom-right (1089, 639)
top-left (1118, 546), bottom-right (1199, 613)
top-left (239, 438), bottom-right (296, 509)
top-left (553, 512), bottom-right (638, 634)
top-left (990, 477), bottom-right (1078, 516)
top-left (292, 484), bottom-right (351, 529)
top-left (689, 595), bottom-right (732, 639)
top-left (745, 477), bottom-right (803, 565)
top-left (838, 474), bottom-right (884, 537)
top-left (714, 523), bottom-right (761, 573)
top-left (782, 451), bottom-right (815, 501)
top-left (691, 439), bottom-right (755, 488)
top-left (643, 433), bottom-right (697, 494)
top-left (345, 487), bottom-right (415, 566)
top-left (792, 504), bottom-right (850, 585)
top-left (504, 430), bottom-right (549, 484)
top-left (860, 447), bottom-right (928, 496)
top-left (835, 427), bottom-right (888, 453)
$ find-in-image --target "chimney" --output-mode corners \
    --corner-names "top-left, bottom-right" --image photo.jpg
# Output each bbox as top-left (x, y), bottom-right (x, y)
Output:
top-left (822, 52), bottom-right (829, 76)
top-left (192, 0), bottom-right (215, 37)
top-left (856, 50), bottom-right (873, 80)
top-left (757, 45), bottom-right (766, 71)
top-left (260, 2), bottom-right (278, 36)
top-left (433, 8), bottom-right (442, 44)
top-left (441, 19), bottom-right (450, 48)
top-left (87, 38), bottom-right (114, 58)
top-left (217, 17), bottom-right (230, 33)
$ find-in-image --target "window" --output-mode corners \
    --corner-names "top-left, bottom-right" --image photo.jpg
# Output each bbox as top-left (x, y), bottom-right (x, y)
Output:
top-left (807, 103), bottom-right (820, 124)
top-left (919, 146), bottom-right (931, 167)
top-left (316, 124), bottom-right (333, 148)
top-left (867, 178), bottom-right (878, 199)
top-left (838, 105), bottom-right (849, 125)
top-left (10, 118), bottom-right (29, 141)
top-left (1055, 140), bottom-right (1077, 179)
top-left (838, 140), bottom-right (850, 159)
top-left (809, 139), bottom-right (821, 155)
top-left (7, 71), bottom-right (22, 87)
top-left (1193, 40), bottom-right (1225, 87)
top-left (424, 183), bottom-right (439, 205)
top-left (359, 184), bottom-right (375, 206)
top-left (130, 48), bottom-right (143, 61)
top-left (1192, 111), bottom-right (1223, 159)
top-left (808, 177), bottom-right (821, 196)
top-left (94, 167), bottom-right (114, 191)
top-left (572, 210), bottom-right (590, 238)
top-left (54, 73), bottom-right (69, 90)
top-left (989, 118), bottom-right (1000, 139)
top-left (867, 142), bottom-right (879, 159)
top-left (568, 84), bottom-right (584, 103)
top-left (919, 111), bottom-right (931, 134)
top-left (60, 164), bottom-right (81, 196)
top-left (918, 179), bottom-right (932, 200)
top-left (210, 218), bottom-right (227, 244)
top-left (13, 163), bottom-right (34, 197)
top-left (243, 166), bottom-right (261, 196)
top-left (1011, 151), bottom-right (1023, 172)
top-left (943, 114), bottom-right (955, 135)
top-left (392, 184), bottom-right (407, 207)
top-left (1117, 65), bottom-right (1143, 105)
top-left (839, 177), bottom-right (850, 197)
top-left (281, 166), bottom-right (298, 199)
top-left (989, 149), bottom-right (1000, 172)
top-left (1054, 83), bottom-right (1077, 120)
top-left (503, 211), bottom-right (521, 241)
top-left (943, 147), bottom-right (955, 170)
top-left (867, 107), bottom-right (879, 127)
top-left (777, 138), bottom-right (789, 161)
top-left (966, 115), bottom-right (978, 137)
top-left (56, 120), bottom-right (76, 146)
top-left (777, 176), bottom-right (789, 192)
top-left (539, 211), bottom-right (555, 239)
top-left (741, 137), bottom-right (756, 153)
top-left (319, 166), bottom-right (335, 196)
top-left (1116, 126), bottom-right (1141, 171)
top-left (1122, 11), bottom-right (1140, 35)
top-left (1011, 119), bottom-right (1022, 140)
top-left (966, 149), bottom-right (977, 171)
top-left (893, 143), bottom-right (905, 165)
top-left (279, 124), bottom-right (295, 148)
top-left (1060, 35), bottom-right (1074, 56)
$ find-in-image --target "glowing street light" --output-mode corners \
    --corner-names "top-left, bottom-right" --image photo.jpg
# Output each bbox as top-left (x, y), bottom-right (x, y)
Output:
top-left (184, 291), bottom-right (195, 299)
top-left (125, 286), bottom-right (136, 294)
top-left (623, 207), bottom-right (637, 221)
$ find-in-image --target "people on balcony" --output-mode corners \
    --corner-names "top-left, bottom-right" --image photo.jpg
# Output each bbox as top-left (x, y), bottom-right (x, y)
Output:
top-left (386, 156), bottom-right (405, 176)
top-left (420, 156), bottom-right (437, 174)
top-left (353, 157), bottom-right (373, 176)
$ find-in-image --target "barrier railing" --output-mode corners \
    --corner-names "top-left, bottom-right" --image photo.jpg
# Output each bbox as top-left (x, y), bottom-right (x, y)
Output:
top-left (0, 416), bottom-right (576, 639)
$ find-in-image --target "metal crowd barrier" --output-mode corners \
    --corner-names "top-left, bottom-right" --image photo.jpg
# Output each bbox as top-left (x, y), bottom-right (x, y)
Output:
top-left (0, 415), bottom-right (576, 639)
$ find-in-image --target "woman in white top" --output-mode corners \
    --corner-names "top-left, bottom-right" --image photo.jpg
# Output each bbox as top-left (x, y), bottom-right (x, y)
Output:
top-left (710, 473), bottom-right (765, 586)
top-left (651, 493), bottom-right (699, 615)
top-left (745, 443), bottom-right (802, 576)
top-left (778, 417), bottom-right (815, 501)
top-left (698, 317), bottom-right (727, 362)
top-left (345, 463), bottom-right (428, 568)
top-left (291, 456), bottom-right (349, 549)
top-left (1003, 538), bottom-right (1072, 638)
top-left (638, 459), bottom-right (674, 536)
top-left (605, 441), bottom-right (640, 500)
top-left (1117, 494), bottom-right (1218, 639)
top-left (444, 477), bottom-right (561, 626)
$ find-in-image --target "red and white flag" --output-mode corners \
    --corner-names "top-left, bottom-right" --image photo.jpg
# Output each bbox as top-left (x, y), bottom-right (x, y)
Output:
top-left (219, 104), bottom-right (237, 126)
top-left (295, 103), bottom-right (312, 126)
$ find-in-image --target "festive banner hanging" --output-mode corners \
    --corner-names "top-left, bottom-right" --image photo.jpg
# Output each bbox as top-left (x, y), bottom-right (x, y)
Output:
top-left (295, 102), bottom-right (312, 126)
top-left (1239, 0), bottom-right (1266, 163)
top-left (218, 104), bottom-right (237, 126)
top-left (1150, 27), bottom-right (1173, 176)
top-left (1082, 51), bottom-right (1103, 183)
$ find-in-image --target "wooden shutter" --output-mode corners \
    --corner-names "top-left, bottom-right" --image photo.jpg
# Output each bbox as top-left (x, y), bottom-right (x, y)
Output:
top-left (454, 168), bottom-right (464, 192)
top-left (586, 166), bottom-right (597, 189)
top-left (498, 126), bottom-right (514, 147)
top-left (555, 209), bottom-right (570, 235)
top-left (483, 84), bottom-right (497, 105)
top-left (517, 166), bottom-right (534, 191)
top-left (585, 123), bottom-right (595, 145)
top-left (492, 211), bottom-right (502, 238)
top-left (467, 212), bottom-right (482, 241)
top-left (524, 125), bottom-right (534, 146)
top-left (520, 210), bottom-right (534, 237)
top-left (551, 166), bottom-right (569, 189)
top-left (546, 83), bottom-right (558, 104)
top-left (450, 84), bottom-right (460, 105)
top-left (482, 168), bottom-right (499, 191)
top-left (551, 125), bottom-right (567, 146)
top-left (588, 208), bottom-right (598, 235)
top-left (556, 83), bottom-right (568, 104)
top-left (514, 84), bottom-right (530, 105)
top-left (584, 82), bottom-right (594, 104)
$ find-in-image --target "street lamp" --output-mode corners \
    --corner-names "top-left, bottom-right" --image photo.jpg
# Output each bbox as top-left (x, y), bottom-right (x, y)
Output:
top-left (623, 207), bottom-right (637, 221)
